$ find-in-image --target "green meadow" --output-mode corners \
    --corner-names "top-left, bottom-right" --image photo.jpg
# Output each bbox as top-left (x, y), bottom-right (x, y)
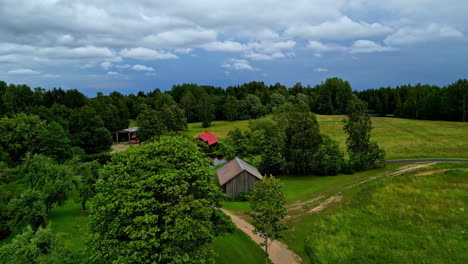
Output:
top-left (224, 162), bottom-right (468, 263)
top-left (188, 115), bottom-right (468, 159)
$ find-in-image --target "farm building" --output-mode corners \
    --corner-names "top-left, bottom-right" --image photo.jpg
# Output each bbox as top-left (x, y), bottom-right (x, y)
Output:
top-left (216, 157), bottom-right (263, 198)
top-left (197, 131), bottom-right (219, 146)
top-left (113, 127), bottom-right (139, 142)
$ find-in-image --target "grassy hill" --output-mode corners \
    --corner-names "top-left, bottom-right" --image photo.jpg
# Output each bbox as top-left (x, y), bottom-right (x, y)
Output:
top-left (187, 115), bottom-right (468, 159)
top-left (224, 162), bottom-right (468, 263)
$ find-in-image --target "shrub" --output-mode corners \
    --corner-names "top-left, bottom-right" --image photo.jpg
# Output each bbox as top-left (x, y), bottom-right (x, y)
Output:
top-left (234, 191), bottom-right (252, 202)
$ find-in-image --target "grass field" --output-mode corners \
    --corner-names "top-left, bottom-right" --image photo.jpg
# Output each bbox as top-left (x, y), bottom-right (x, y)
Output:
top-left (284, 162), bottom-right (468, 263)
top-left (224, 163), bottom-right (468, 263)
top-left (188, 115), bottom-right (468, 159)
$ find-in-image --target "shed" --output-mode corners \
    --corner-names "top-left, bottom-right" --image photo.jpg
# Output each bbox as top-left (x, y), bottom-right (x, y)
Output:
top-left (113, 127), bottom-right (139, 142)
top-left (197, 131), bottom-right (219, 146)
top-left (216, 157), bottom-right (262, 198)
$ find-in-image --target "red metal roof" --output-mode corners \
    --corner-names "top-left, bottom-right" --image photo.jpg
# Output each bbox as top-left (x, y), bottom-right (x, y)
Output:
top-left (198, 131), bottom-right (219, 145)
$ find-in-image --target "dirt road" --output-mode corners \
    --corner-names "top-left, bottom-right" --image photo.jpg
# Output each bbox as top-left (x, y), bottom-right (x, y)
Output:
top-left (221, 209), bottom-right (302, 264)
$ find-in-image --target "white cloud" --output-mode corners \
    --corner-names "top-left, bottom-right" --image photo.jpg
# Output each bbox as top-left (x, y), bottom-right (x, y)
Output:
top-left (7, 68), bottom-right (40, 75)
top-left (384, 24), bottom-right (464, 46)
top-left (43, 74), bottom-right (60, 78)
top-left (132, 64), bottom-right (155, 71)
top-left (202, 41), bottom-right (247, 52)
top-left (307, 41), bottom-right (347, 53)
top-left (314, 67), bottom-right (328, 72)
top-left (221, 59), bottom-right (254, 70)
top-left (100, 62), bottom-right (113, 70)
top-left (80, 63), bottom-right (94, 69)
top-left (350, 40), bottom-right (395, 53)
top-left (107, 71), bottom-right (119, 75)
top-left (285, 16), bottom-right (392, 40)
top-left (120, 47), bottom-right (177, 60)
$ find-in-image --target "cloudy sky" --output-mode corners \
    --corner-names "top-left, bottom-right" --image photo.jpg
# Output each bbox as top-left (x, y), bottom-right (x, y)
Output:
top-left (0, 0), bottom-right (467, 95)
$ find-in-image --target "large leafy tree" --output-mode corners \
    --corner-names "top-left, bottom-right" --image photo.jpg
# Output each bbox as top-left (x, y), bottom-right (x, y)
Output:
top-left (69, 106), bottom-right (112, 154)
top-left (136, 108), bottom-right (167, 141)
top-left (249, 176), bottom-right (287, 264)
top-left (274, 102), bottom-right (322, 174)
top-left (7, 189), bottom-right (46, 231)
top-left (0, 113), bottom-right (47, 165)
top-left (88, 136), bottom-right (234, 263)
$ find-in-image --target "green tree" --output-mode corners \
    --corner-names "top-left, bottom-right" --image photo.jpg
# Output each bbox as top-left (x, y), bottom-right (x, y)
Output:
top-left (40, 122), bottom-right (73, 162)
top-left (69, 106), bottom-right (112, 154)
top-left (76, 161), bottom-right (101, 211)
top-left (274, 102), bottom-right (322, 174)
top-left (311, 135), bottom-right (344, 176)
top-left (0, 113), bottom-right (47, 165)
top-left (249, 176), bottom-right (287, 264)
top-left (0, 226), bottom-right (79, 264)
top-left (19, 155), bottom-right (73, 213)
top-left (88, 136), bottom-right (234, 263)
top-left (344, 100), bottom-right (385, 171)
top-left (136, 108), bottom-right (167, 141)
top-left (224, 95), bottom-right (239, 121)
top-left (159, 104), bottom-right (188, 132)
top-left (196, 91), bottom-right (215, 128)
top-left (8, 190), bottom-right (46, 231)
top-left (239, 94), bottom-right (266, 120)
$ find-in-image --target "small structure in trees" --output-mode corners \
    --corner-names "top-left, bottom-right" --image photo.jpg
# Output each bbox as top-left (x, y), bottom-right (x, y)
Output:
top-left (197, 130), bottom-right (219, 146)
top-left (113, 127), bottom-right (139, 142)
top-left (216, 157), bottom-right (262, 198)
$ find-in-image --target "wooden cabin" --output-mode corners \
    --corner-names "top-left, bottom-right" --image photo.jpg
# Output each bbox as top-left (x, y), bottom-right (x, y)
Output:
top-left (197, 131), bottom-right (219, 146)
top-left (216, 157), bottom-right (262, 198)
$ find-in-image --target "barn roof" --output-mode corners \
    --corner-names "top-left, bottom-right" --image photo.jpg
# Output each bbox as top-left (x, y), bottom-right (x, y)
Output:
top-left (217, 157), bottom-right (262, 186)
top-left (198, 131), bottom-right (219, 145)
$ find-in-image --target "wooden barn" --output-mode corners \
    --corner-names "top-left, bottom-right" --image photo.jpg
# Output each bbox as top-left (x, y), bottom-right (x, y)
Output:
top-left (216, 157), bottom-right (263, 198)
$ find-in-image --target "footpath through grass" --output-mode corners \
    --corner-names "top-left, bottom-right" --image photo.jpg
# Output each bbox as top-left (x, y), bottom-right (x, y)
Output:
top-left (188, 115), bottom-right (468, 159)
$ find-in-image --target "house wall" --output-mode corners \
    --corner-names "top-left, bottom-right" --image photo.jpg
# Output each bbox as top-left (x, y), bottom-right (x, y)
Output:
top-left (225, 171), bottom-right (259, 198)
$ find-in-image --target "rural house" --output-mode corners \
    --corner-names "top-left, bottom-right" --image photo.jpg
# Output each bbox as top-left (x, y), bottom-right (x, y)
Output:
top-left (216, 157), bottom-right (263, 198)
top-left (197, 131), bottom-right (219, 146)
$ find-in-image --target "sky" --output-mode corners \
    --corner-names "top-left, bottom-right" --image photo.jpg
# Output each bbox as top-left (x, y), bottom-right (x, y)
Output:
top-left (0, 0), bottom-right (467, 96)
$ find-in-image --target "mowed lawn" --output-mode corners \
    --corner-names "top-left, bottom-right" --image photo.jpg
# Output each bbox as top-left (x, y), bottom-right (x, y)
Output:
top-left (188, 115), bottom-right (468, 159)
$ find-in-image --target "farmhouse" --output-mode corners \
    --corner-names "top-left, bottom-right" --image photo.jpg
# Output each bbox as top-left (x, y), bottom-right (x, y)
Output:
top-left (216, 157), bottom-right (262, 198)
top-left (197, 130), bottom-right (219, 146)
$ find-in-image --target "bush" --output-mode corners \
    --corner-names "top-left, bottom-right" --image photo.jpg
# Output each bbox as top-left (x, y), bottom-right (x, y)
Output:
top-left (234, 191), bottom-right (252, 202)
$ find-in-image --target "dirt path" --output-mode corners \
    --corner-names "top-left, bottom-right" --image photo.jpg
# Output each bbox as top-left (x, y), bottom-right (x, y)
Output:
top-left (111, 143), bottom-right (138, 153)
top-left (384, 158), bottom-right (468, 164)
top-left (221, 209), bottom-right (302, 264)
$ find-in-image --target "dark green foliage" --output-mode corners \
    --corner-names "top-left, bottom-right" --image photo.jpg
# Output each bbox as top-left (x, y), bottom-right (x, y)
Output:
top-left (239, 94), bottom-right (266, 120)
top-left (76, 161), bottom-right (101, 211)
top-left (344, 104), bottom-right (385, 171)
top-left (234, 191), bottom-right (251, 202)
top-left (69, 106), bottom-right (112, 154)
top-left (311, 135), bottom-right (344, 176)
top-left (316, 78), bottom-right (354, 114)
top-left (159, 104), bottom-right (188, 132)
top-left (0, 113), bottom-right (47, 165)
top-left (197, 91), bottom-right (215, 127)
top-left (274, 102), bottom-right (322, 174)
top-left (249, 176), bottom-right (287, 263)
top-left (40, 122), bottom-right (73, 162)
top-left (88, 136), bottom-right (234, 263)
top-left (224, 95), bottom-right (239, 121)
top-left (88, 92), bottom-right (130, 132)
top-left (136, 108), bottom-right (167, 141)
top-left (0, 226), bottom-right (80, 264)
top-left (8, 189), bottom-right (46, 231)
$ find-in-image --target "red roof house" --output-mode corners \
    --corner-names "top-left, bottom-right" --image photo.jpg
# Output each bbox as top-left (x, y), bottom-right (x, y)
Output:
top-left (197, 131), bottom-right (219, 146)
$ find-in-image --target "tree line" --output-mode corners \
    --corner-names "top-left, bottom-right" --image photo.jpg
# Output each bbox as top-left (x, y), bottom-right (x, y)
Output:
top-left (356, 79), bottom-right (468, 122)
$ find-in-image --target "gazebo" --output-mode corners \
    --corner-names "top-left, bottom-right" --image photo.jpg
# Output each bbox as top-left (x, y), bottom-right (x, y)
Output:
top-left (113, 127), bottom-right (139, 142)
